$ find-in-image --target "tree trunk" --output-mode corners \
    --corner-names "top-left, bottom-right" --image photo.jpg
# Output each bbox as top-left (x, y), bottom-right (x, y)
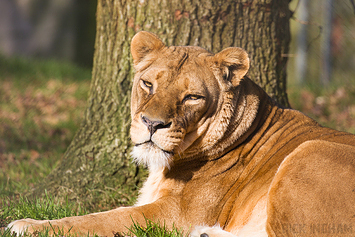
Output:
top-left (34, 0), bottom-right (292, 209)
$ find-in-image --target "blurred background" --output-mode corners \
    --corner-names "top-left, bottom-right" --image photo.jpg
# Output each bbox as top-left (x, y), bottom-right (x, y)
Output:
top-left (0, 0), bottom-right (97, 67)
top-left (289, 0), bottom-right (355, 87)
top-left (0, 0), bottom-right (354, 206)
top-left (287, 0), bottom-right (355, 134)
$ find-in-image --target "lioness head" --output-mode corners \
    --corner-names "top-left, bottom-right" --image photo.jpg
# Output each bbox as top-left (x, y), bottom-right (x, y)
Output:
top-left (130, 31), bottom-right (259, 171)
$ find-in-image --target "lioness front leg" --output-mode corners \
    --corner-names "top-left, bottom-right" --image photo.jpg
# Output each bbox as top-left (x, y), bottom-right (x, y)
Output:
top-left (7, 202), bottom-right (175, 236)
top-left (7, 208), bottom-right (133, 236)
top-left (8, 218), bottom-right (82, 236)
top-left (7, 219), bottom-right (56, 236)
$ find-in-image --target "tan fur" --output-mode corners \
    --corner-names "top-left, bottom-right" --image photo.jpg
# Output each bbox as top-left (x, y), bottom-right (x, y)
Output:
top-left (8, 31), bottom-right (355, 237)
top-left (135, 167), bottom-right (168, 206)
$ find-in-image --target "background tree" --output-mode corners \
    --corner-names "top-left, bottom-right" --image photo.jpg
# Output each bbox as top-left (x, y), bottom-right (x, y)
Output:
top-left (34, 0), bottom-right (292, 209)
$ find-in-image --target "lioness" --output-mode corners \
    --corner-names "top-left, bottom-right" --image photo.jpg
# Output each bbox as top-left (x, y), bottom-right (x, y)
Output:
top-left (8, 31), bottom-right (355, 237)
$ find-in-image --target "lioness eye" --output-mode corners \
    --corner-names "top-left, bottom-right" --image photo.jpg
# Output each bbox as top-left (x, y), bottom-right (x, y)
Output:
top-left (142, 80), bottom-right (153, 88)
top-left (183, 94), bottom-right (204, 103)
top-left (187, 95), bottom-right (199, 100)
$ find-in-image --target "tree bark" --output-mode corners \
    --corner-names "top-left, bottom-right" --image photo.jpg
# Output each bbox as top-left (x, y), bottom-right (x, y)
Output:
top-left (34, 0), bottom-right (292, 209)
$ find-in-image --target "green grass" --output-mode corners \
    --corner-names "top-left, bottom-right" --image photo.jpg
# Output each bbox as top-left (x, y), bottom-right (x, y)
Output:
top-left (123, 218), bottom-right (187, 237)
top-left (0, 191), bottom-right (88, 227)
top-left (0, 192), bottom-right (87, 236)
top-left (0, 55), bottom-right (92, 234)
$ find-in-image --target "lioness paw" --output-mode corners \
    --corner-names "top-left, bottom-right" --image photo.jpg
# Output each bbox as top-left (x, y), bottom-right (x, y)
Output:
top-left (190, 226), bottom-right (237, 237)
top-left (7, 219), bottom-right (47, 236)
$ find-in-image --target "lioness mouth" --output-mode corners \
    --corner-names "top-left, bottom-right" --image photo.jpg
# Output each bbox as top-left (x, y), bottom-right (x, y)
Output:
top-left (132, 141), bottom-right (174, 170)
top-left (136, 141), bottom-right (174, 155)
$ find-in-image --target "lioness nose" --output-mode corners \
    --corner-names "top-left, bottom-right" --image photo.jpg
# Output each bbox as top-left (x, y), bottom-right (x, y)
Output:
top-left (141, 115), bottom-right (171, 135)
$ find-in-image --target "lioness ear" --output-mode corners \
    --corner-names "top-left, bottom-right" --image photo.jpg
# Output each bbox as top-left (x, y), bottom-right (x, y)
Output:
top-left (131, 31), bottom-right (165, 66)
top-left (214, 47), bottom-right (250, 86)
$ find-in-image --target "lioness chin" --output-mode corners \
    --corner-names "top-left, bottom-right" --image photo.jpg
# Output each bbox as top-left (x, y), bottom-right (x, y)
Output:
top-left (7, 31), bottom-right (355, 237)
